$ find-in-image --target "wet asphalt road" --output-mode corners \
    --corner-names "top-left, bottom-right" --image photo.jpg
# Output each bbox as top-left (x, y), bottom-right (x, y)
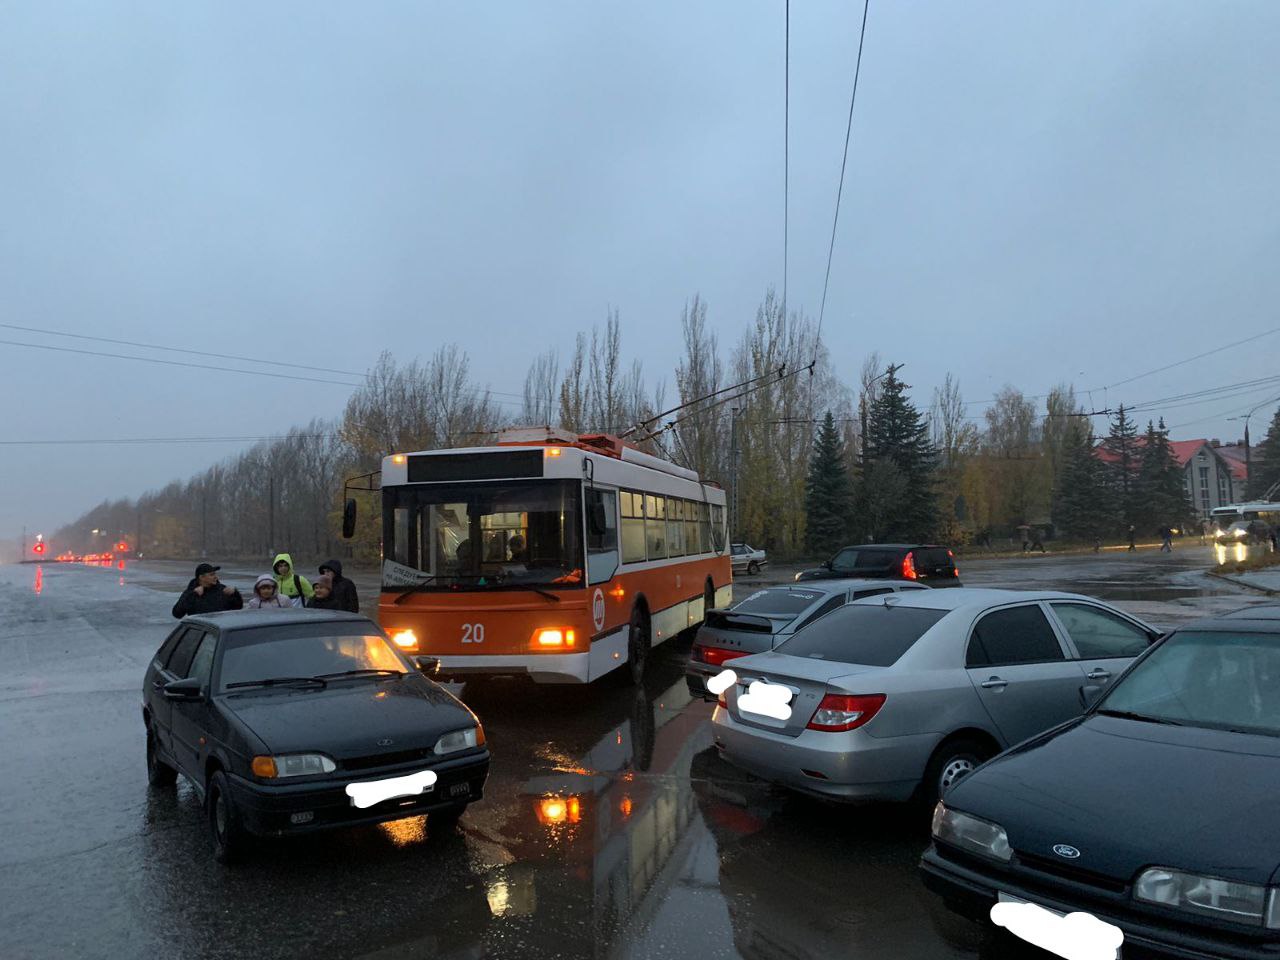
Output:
top-left (0, 547), bottom-right (1270, 960)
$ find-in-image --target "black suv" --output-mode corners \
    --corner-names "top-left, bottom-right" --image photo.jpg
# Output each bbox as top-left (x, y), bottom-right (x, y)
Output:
top-left (795, 544), bottom-right (960, 586)
top-left (142, 610), bottom-right (489, 862)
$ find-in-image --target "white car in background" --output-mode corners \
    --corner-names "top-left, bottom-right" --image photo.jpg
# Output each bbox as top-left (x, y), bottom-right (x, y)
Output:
top-left (730, 543), bottom-right (767, 577)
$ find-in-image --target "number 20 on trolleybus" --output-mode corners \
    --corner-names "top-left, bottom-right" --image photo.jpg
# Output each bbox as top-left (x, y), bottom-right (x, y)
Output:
top-left (349, 429), bottom-right (733, 684)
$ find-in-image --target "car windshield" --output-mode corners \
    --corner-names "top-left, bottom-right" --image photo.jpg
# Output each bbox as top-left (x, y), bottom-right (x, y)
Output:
top-left (382, 479), bottom-right (584, 590)
top-left (1098, 629), bottom-right (1280, 736)
top-left (219, 623), bottom-right (408, 691)
top-left (733, 588), bottom-right (825, 617)
top-left (774, 604), bottom-right (946, 666)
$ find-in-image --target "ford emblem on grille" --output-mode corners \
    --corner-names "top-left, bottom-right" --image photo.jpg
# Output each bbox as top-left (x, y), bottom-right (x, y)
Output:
top-left (1052, 844), bottom-right (1081, 860)
top-left (376, 738), bottom-right (394, 747)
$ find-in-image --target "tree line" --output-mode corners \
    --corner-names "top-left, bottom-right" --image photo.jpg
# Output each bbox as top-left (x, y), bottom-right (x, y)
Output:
top-left (54, 289), bottom-right (1280, 563)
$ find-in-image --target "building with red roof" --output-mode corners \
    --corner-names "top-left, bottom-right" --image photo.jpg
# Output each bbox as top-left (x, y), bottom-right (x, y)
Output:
top-left (1096, 437), bottom-right (1243, 520)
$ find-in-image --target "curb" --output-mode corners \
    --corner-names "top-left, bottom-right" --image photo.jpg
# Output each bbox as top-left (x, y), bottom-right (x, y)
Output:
top-left (1206, 570), bottom-right (1279, 596)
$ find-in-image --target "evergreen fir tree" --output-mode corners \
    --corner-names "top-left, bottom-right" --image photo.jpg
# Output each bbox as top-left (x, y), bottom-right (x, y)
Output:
top-left (1053, 420), bottom-right (1120, 540)
top-left (1247, 406), bottom-right (1280, 500)
top-left (804, 411), bottom-right (854, 556)
top-left (1137, 419), bottom-right (1193, 534)
top-left (1102, 404), bottom-right (1140, 525)
top-left (859, 367), bottom-right (938, 540)
top-left (1146, 419), bottom-right (1192, 535)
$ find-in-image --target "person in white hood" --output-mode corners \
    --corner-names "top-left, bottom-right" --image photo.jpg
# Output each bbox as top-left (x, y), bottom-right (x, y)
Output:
top-left (246, 574), bottom-right (293, 609)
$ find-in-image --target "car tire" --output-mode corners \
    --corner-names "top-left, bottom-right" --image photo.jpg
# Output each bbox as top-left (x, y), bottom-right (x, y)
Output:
top-left (207, 770), bottom-right (248, 865)
top-left (146, 729), bottom-right (178, 788)
top-left (627, 608), bottom-right (650, 685)
top-left (747, 561), bottom-right (760, 576)
top-left (922, 738), bottom-right (992, 808)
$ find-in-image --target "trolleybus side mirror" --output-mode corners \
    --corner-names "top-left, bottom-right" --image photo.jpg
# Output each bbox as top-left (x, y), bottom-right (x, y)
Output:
top-left (342, 499), bottom-right (357, 539)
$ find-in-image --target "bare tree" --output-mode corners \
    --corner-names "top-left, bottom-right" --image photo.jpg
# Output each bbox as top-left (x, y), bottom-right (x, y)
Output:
top-left (521, 349), bottom-right (560, 425)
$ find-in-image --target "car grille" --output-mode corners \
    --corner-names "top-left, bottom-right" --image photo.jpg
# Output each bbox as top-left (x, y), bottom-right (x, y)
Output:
top-left (341, 747), bottom-right (433, 771)
top-left (1015, 851), bottom-right (1128, 894)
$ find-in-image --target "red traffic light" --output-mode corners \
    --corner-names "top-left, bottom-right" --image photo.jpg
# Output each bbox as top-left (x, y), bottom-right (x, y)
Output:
top-left (33, 542), bottom-right (45, 555)
top-left (115, 541), bottom-right (128, 552)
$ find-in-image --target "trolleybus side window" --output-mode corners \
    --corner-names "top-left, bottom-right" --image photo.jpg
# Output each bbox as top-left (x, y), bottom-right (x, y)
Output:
top-left (710, 504), bottom-right (726, 552)
top-left (621, 491), bottom-right (646, 563)
top-left (586, 488), bottom-right (620, 584)
top-left (667, 499), bottom-right (685, 557)
top-left (646, 495), bottom-right (668, 559)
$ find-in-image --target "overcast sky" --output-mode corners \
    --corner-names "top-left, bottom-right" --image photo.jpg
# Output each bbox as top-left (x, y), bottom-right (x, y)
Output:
top-left (3, 1), bottom-right (1279, 543)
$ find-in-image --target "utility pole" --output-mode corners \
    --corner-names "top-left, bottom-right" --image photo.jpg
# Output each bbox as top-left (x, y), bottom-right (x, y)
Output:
top-left (729, 406), bottom-right (740, 536)
top-left (20, 525), bottom-right (26, 561)
top-left (268, 475), bottom-right (275, 556)
top-left (201, 490), bottom-right (208, 559)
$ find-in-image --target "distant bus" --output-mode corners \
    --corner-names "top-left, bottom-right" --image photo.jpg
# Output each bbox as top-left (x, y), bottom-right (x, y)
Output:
top-left (1210, 502), bottom-right (1280, 539)
top-left (362, 429), bottom-right (732, 685)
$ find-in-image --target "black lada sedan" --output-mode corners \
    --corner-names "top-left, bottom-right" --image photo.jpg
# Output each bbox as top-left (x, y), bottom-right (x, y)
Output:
top-left (142, 610), bottom-right (489, 863)
top-left (921, 608), bottom-right (1280, 960)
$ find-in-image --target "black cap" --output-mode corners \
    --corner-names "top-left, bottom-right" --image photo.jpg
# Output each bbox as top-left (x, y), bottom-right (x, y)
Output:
top-left (194, 563), bottom-right (220, 578)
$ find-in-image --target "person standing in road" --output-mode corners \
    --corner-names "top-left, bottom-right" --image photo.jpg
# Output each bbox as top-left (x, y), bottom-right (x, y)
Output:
top-left (172, 563), bottom-right (243, 618)
top-left (1029, 528), bottom-right (1046, 554)
top-left (246, 574), bottom-right (292, 609)
top-left (1127, 525), bottom-right (1137, 552)
top-left (272, 553), bottom-right (314, 608)
top-left (1160, 526), bottom-right (1174, 553)
top-left (317, 559), bottom-right (359, 613)
top-left (306, 575), bottom-right (341, 610)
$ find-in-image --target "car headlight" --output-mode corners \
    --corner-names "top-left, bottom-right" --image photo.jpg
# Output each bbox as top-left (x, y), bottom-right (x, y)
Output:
top-left (251, 753), bottom-right (336, 778)
top-left (434, 725), bottom-right (484, 755)
top-left (931, 803), bottom-right (1012, 863)
top-left (1135, 868), bottom-right (1280, 927)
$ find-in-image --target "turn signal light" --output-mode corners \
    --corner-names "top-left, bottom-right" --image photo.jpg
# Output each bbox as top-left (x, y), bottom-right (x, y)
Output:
top-left (251, 756), bottom-right (278, 778)
top-left (533, 628), bottom-right (576, 648)
top-left (391, 629), bottom-right (419, 650)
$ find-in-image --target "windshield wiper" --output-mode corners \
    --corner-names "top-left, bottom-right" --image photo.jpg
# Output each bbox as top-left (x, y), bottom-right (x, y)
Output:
top-left (394, 574), bottom-right (493, 604)
top-left (313, 669), bottom-right (405, 681)
top-left (394, 575), bottom-right (440, 604)
top-left (1096, 709), bottom-right (1185, 726)
top-left (525, 585), bottom-right (561, 603)
top-left (226, 676), bottom-right (328, 690)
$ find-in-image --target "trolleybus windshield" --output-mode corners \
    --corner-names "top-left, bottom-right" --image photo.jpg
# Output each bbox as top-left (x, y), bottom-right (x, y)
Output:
top-left (383, 479), bottom-right (584, 591)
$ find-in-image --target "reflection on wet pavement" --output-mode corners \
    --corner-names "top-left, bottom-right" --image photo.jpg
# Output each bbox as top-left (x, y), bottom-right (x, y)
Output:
top-left (0, 552), bottom-right (1272, 959)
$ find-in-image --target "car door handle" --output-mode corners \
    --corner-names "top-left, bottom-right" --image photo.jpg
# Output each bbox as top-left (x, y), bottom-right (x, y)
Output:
top-left (980, 678), bottom-right (1008, 690)
top-left (1086, 669), bottom-right (1111, 681)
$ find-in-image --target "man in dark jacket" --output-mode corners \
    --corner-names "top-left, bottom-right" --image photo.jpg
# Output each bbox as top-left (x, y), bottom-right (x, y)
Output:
top-left (318, 559), bottom-right (359, 613)
top-left (172, 563), bottom-right (244, 619)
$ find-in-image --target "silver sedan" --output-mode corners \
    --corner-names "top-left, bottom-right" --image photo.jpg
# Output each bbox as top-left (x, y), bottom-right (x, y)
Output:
top-left (710, 588), bottom-right (1159, 806)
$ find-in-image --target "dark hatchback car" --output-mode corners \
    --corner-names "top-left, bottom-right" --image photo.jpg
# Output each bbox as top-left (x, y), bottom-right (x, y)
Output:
top-left (921, 608), bottom-right (1280, 959)
top-left (142, 610), bottom-right (489, 863)
top-left (795, 544), bottom-right (960, 587)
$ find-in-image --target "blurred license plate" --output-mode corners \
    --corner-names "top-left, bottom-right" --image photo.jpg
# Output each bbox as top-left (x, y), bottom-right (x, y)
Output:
top-left (448, 782), bottom-right (470, 798)
top-left (346, 770), bottom-right (436, 809)
top-left (995, 892), bottom-right (1122, 959)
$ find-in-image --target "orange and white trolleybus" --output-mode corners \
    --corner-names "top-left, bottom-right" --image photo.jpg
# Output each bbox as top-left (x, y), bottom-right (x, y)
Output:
top-left (370, 428), bottom-right (732, 684)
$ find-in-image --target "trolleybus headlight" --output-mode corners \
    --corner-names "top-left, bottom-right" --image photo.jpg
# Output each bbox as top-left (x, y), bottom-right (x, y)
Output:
top-left (391, 629), bottom-right (419, 650)
top-left (532, 628), bottom-right (576, 649)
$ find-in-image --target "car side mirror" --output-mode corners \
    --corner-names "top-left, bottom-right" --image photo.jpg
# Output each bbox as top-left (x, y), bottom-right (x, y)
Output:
top-left (413, 656), bottom-right (441, 676)
top-left (163, 677), bottom-right (203, 701)
top-left (1078, 683), bottom-right (1104, 710)
top-left (342, 499), bottom-right (358, 540)
top-left (823, 559), bottom-right (833, 570)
